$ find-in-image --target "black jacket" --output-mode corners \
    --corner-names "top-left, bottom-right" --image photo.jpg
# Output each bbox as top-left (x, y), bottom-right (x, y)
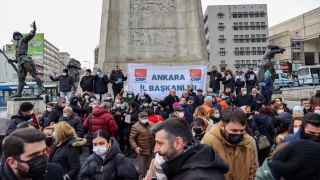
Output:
top-left (5, 111), bottom-right (32, 136)
top-left (133, 94), bottom-right (152, 106)
top-left (39, 110), bottom-right (50, 128)
top-left (222, 76), bottom-right (235, 92)
top-left (253, 114), bottom-right (275, 155)
top-left (161, 143), bottom-right (229, 180)
top-left (234, 72), bottom-right (245, 87)
top-left (94, 74), bottom-right (109, 93)
top-left (245, 71), bottom-right (257, 86)
top-left (155, 107), bottom-right (171, 119)
top-left (69, 96), bottom-right (87, 118)
top-left (164, 94), bottom-right (179, 113)
top-left (234, 94), bottom-right (254, 109)
top-left (47, 104), bottom-right (64, 126)
top-left (49, 136), bottom-right (86, 180)
top-left (79, 138), bottom-right (138, 180)
top-left (207, 71), bottom-right (222, 90)
top-left (109, 70), bottom-right (127, 89)
top-left (80, 75), bottom-right (95, 92)
top-left (0, 161), bottom-right (64, 180)
top-left (59, 113), bottom-right (84, 138)
top-left (50, 74), bottom-right (74, 92)
top-left (194, 95), bottom-right (205, 106)
top-left (251, 94), bottom-right (266, 111)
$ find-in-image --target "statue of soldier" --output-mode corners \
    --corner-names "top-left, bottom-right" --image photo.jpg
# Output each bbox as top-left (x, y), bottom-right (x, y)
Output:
top-left (257, 45), bottom-right (286, 82)
top-left (8, 21), bottom-right (45, 98)
top-left (67, 58), bottom-right (81, 94)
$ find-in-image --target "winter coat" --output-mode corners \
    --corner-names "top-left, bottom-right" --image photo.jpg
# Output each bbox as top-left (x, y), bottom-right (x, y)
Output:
top-left (79, 138), bottom-right (138, 180)
top-left (5, 111), bottom-right (33, 136)
top-left (164, 94), bottom-right (179, 113)
top-left (83, 107), bottom-right (118, 137)
top-left (69, 96), bottom-right (86, 118)
top-left (94, 74), bottom-right (109, 93)
top-left (216, 97), bottom-right (228, 109)
top-left (201, 103), bottom-right (213, 115)
top-left (47, 104), bottom-right (64, 126)
top-left (180, 103), bottom-right (193, 124)
top-left (50, 74), bottom-right (74, 92)
top-left (148, 114), bottom-right (164, 123)
top-left (212, 100), bottom-right (222, 114)
top-left (59, 113), bottom-right (84, 138)
top-left (222, 69), bottom-right (235, 92)
top-left (279, 128), bottom-right (302, 144)
top-left (260, 77), bottom-right (273, 96)
top-left (0, 161), bottom-right (64, 180)
top-left (208, 71), bottom-right (223, 90)
top-left (80, 75), bottom-right (95, 92)
top-left (129, 121), bottom-right (155, 155)
top-left (166, 114), bottom-right (183, 121)
top-left (234, 71), bottom-right (246, 87)
top-left (111, 106), bottom-right (126, 130)
top-left (234, 94), bottom-right (255, 109)
top-left (245, 71), bottom-right (257, 86)
top-left (161, 142), bottom-right (229, 180)
top-left (221, 96), bottom-right (232, 106)
top-left (155, 107), bottom-right (171, 120)
top-left (201, 123), bottom-right (259, 180)
top-left (119, 91), bottom-right (135, 103)
top-left (49, 136), bottom-right (86, 180)
top-left (252, 93), bottom-right (266, 111)
top-left (133, 94), bottom-right (152, 106)
top-left (194, 95), bottom-right (205, 106)
top-left (109, 70), bottom-right (127, 89)
top-left (39, 110), bottom-right (50, 128)
top-left (119, 99), bottom-right (129, 111)
top-left (253, 114), bottom-right (275, 156)
top-left (255, 158), bottom-right (275, 180)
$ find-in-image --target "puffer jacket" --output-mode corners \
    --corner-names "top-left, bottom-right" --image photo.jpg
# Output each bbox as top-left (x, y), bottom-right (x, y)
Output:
top-left (94, 74), bottom-right (109, 93)
top-left (50, 74), bottom-right (74, 92)
top-left (83, 107), bottom-right (118, 137)
top-left (216, 97), bottom-right (228, 109)
top-left (147, 114), bottom-right (164, 123)
top-left (49, 136), bottom-right (86, 180)
top-left (80, 75), bottom-right (95, 92)
top-left (59, 113), bottom-right (84, 138)
top-left (260, 77), bottom-right (273, 95)
top-left (207, 70), bottom-right (223, 90)
top-left (79, 138), bottom-right (138, 180)
top-left (222, 69), bottom-right (235, 92)
top-left (109, 70), bottom-right (127, 89)
top-left (201, 123), bottom-right (259, 180)
top-left (47, 104), bottom-right (64, 126)
top-left (129, 121), bottom-right (155, 155)
top-left (5, 111), bottom-right (33, 136)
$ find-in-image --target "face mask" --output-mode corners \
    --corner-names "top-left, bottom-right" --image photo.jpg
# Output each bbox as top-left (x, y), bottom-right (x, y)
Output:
top-left (293, 128), bottom-right (299, 134)
top-left (141, 119), bottom-right (148, 124)
top-left (46, 108), bottom-right (52, 112)
top-left (128, 95), bottom-right (133, 98)
top-left (62, 73), bottom-right (67, 76)
top-left (63, 113), bottom-right (68, 118)
top-left (84, 95), bottom-right (89, 99)
top-left (178, 112), bottom-right (184, 118)
top-left (90, 98), bottom-right (95, 102)
top-left (153, 102), bottom-right (158, 106)
top-left (214, 113), bottom-right (220, 119)
top-left (252, 94), bottom-right (256, 96)
top-left (305, 106), bottom-right (310, 110)
top-left (242, 91), bottom-right (247, 95)
top-left (116, 104), bottom-right (121, 108)
top-left (29, 110), bottom-right (34, 115)
top-left (92, 105), bottom-right (96, 109)
top-left (221, 96), bottom-right (226, 99)
top-left (193, 128), bottom-right (202, 134)
top-left (52, 132), bottom-right (56, 140)
top-left (314, 110), bottom-right (320, 115)
top-left (61, 103), bottom-right (66, 108)
top-left (278, 110), bottom-right (284, 114)
top-left (246, 113), bottom-right (251, 118)
top-left (303, 132), bottom-right (320, 143)
top-left (106, 97), bottom-right (111, 100)
top-left (141, 96), bottom-right (145, 100)
top-left (93, 146), bottom-right (109, 156)
top-left (15, 154), bottom-right (48, 178)
top-left (143, 103), bottom-right (149, 107)
top-left (45, 137), bottom-right (53, 146)
top-left (224, 129), bottom-right (244, 145)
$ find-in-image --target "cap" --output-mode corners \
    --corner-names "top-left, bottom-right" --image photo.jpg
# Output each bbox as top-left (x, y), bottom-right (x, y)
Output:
top-left (20, 102), bottom-right (34, 111)
top-left (277, 112), bottom-right (292, 125)
top-left (63, 69), bottom-right (68, 73)
top-left (138, 112), bottom-right (148, 117)
top-left (127, 91), bottom-right (134, 95)
top-left (86, 69), bottom-right (91, 73)
top-left (174, 106), bottom-right (184, 111)
top-left (197, 89), bottom-right (203, 92)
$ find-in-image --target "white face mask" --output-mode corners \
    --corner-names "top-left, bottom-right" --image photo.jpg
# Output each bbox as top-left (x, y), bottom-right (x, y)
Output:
top-left (116, 104), bottom-right (121, 108)
top-left (242, 91), bottom-right (247, 95)
top-left (305, 106), bottom-right (310, 110)
top-left (62, 73), bottom-right (67, 76)
top-left (221, 96), bottom-right (226, 99)
top-left (84, 95), bottom-right (89, 99)
top-left (141, 119), bottom-right (148, 124)
top-left (278, 110), bottom-right (284, 114)
top-left (29, 110), bottom-right (34, 115)
top-left (314, 110), bottom-right (320, 115)
top-left (293, 128), bottom-right (300, 134)
top-left (93, 146), bottom-right (109, 156)
top-left (106, 97), bottom-right (111, 100)
top-left (178, 112), bottom-right (184, 118)
top-left (252, 94), bottom-right (256, 96)
top-left (214, 113), bottom-right (220, 119)
top-left (47, 108), bottom-right (52, 112)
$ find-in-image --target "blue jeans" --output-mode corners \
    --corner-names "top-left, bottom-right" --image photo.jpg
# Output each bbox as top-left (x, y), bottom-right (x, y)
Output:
top-left (60, 91), bottom-right (72, 100)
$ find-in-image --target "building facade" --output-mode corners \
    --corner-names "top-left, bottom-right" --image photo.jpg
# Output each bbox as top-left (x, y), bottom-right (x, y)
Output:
top-left (58, 52), bottom-right (70, 73)
top-left (204, 4), bottom-right (269, 73)
top-left (94, 46), bottom-right (98, 65)
top-left (269, 7), bottom-right (320, 73)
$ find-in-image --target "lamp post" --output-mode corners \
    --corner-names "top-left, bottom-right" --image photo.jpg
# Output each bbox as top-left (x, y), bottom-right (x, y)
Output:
top-left (84, 61), bottom-right (91, 70)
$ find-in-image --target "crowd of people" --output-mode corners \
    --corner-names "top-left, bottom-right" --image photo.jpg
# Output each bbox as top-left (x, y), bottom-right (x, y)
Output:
top-left (1, 65), bottom-right (320, 180)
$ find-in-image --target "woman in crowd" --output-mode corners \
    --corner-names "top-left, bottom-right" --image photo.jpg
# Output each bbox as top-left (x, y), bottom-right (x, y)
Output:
top-left (49, 122), bottom-right (86, 180)
top-left (80, 91), bottom-right (90, 108)
top-left (79, 130), bottom-right (138, 180)
top-left (220, 91), bottom-right (232, 106)
top-left (288, 116), bottom-right (303, 134)
top-left (193, 106), bottom-right (213, 131)
top-left (260, 70), bottom-right (273, 105)
top-left (222, 69), bottom-right (235, 93)
top-left (111, 99), bottom-right (127, 153)
top-left (155, 101), bottom-right (170, 120)
top-left (192, 118), bottom-right (208, 141)
top-left (209, 108), bottom-right (221, 124)
top-left (145, 108), bottom-right (164, 123)
top-left (43, 126), bottom-right (55, 158)
top-left (311, 104), bottom-right (320, 115)
top-left (39, 102), bottom-right (54, 129)
top-left (275, 103), bottom-right (287, 115)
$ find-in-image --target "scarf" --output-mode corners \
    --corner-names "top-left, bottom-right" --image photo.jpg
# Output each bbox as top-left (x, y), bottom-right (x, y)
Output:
top-left (183, 139), bottom-right (199, 153)
top-left (154, 153), bottom-right (167, 180)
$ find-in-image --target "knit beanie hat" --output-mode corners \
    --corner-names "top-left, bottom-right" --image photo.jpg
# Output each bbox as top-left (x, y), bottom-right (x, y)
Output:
top-left (293, 106), bottom-right (304, 114)
top-left (268, 140), bottom-right (320, 180)
top-left (159, 101), bottom-right (167, 108)
top-left (20, 102), bottom-right (34, 111)
top-left (265, 70), bottom-right (271, 76)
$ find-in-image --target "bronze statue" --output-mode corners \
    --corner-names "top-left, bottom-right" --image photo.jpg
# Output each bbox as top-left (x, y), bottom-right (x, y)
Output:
top-left (257, 45), bottom-right (286, 82)
top-left (67, 58), bottom-right (81, 94)
top-left (8, 21), bottom-right (45, 98)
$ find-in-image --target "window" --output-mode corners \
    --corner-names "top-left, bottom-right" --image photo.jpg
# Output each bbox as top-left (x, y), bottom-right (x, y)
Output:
top-left (251, 34), bottom-right (255, 38)
top-left (262, 38), bottom-right (266, 42)
top-left (261, 26), bottom-right (266, 30)
top-left (255, 22), bottom-right (260, 25)
top-left (292, 52), bottom-right (301, 60)
top-left (240, 52), bottom-right (245, 55)
top-left (219, 23), bottom-right (224, 26)
top-left (262, 47), bottom-right (266, 51)
top-left (261, 34), bottom-right (266, 38)
top-left (252, 60), bottom-right (257, 65)
top-left (219, 27), bottom-right (224, 31)
top-left (260, 11), bottom-right (265, 17)
top-left (233, 22), bottom-right (238, 26)
top-left (257, 38), bottom-right (261, 42)
top-left (256, 26), bottom-right (260, 30)
top-left (250, 14), bottom-right (254, 18)
top-left (257, 47), bottom-right (261, 51)
top-left (220, 48), bottom-right (225, 52)
top-left (221, 67), bottom-right (226, 72)
top-left (291, 42), bottom-right (301, 49)
top-left (234, 27), bottom-right (238, 30)
top-left (296, 32), bottom-right (299, 36)
top-left (257, 51), bottom-right (262, 55)
top-left (255, 13), bottom-right (259, 17)
top-left (235, 47), bottom-right (239, 51)
top-left (218, 15), bottom-right (223, 19)
top-left (244, 14), bottom-right (248, 18)
top-left (220, 60), bottom-right (225, 64)
top-left (233, 14), bottom-right (237, 18)
top-left (258, 60), bottom-right (262, 64)
top-left (240, 39), bottom-right (244, 43)
top-left (219, 39), bottom-right (225, 43)
top-left (251, 39), bottom-right (256, 42)
top-left (261, 22), bottom-right (265, 25)
top-left (219, 35), bottom-right (224, 39)
top-left (234, 39), bottom-right (239, 43)
top-left (241, 60), bottom-right (245, 64)
top-left (235, 60), bottom-right (240, 65)
top-left (250, 22), bottom-right (254, 25)
top-left (246, 60), bottom-right (251, 64)
top-left (239, 22), bottom-right (243, 26)
top-left (244, 26), bottom-right (249, 30)
top-left (234, 35), bottom-right (238, 38)
top-left (240, 47), bottom-right (244, 51)
top-left (238, 12), bottom-right (242, 18)
top-left (240, 35), bottom-right (244, 38)
top-left (256, 34), bottom-right (260, 38)
top-left (220, 48), bottom-right (226, 56)
top-left (239, 27), bottom-right (243, 30)
top-left (245, 35), bottom-right (249, 38)
top-left (245, 47), bottom-right (250, 51)
top-left (250, 26), bottom-right (255, 30)
top-left (245, 39), bottom-right (249, 43)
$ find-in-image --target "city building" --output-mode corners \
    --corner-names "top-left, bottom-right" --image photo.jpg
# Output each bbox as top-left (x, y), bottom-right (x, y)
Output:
top-left (204, 4), bottom-right (269, 72)
top-left (0, 45), bottom-right (16, 83)
top-left (269, 7), bottom-right (320, 73)
top-left (58, 52), bottom-right (70, 72)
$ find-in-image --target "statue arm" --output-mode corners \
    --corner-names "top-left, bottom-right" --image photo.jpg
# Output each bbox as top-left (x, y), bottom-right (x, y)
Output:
top-left (24, 22), bottom-right (37, 42)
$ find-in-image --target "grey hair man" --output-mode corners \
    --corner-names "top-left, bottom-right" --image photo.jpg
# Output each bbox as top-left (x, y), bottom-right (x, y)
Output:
top-left (164, 89), bottom-right (179, 113)
top-left (59, 106), bottom-right (84, 137)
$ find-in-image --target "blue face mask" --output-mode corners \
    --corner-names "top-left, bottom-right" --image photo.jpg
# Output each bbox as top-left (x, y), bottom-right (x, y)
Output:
top-left (141, 119), bottom-right (148, 124)
top-left (61, 103), bottom-right (66, 108)
top-left (63, 113), bottom-right (68, 118)
top-left (53, 132), bottom-right (56, 140)
top-left (153, 102), bottom-right (158, 106)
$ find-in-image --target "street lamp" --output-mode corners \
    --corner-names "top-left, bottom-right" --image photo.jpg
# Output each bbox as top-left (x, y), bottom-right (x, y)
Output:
top-left (84, 61), bottom-right (91, 70)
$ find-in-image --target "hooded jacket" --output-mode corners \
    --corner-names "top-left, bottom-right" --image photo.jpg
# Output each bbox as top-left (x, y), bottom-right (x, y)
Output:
top-left (79, 138), bottom-right (138, 180)
top-left (49, 136), bottom-right (86, 180)
top-left (50, 74), bottom-right (74, 92)
top-left (255, 158), bottom-right (276, 180)
top-left (59, 113), bottom-right (84, 138)
top-left (161, 143), bottom-right (229, 180)
top-left (201, 123), bottom-right (259, 180)
top-left (120, 91), bottom-right (135, 103)
top-left (94, 74), bottom-right (109, 93)
top-left (260, 76), bottom-right (273, 95)
top-left (83, 107), bottom-right (118, 137)
top-left (6, 111), bottom-right (32, 136)
top-left (222, 69), bottom-right (235, 91)
top-left (47, 104), bottom-right (64, 126)
top-left (109, 70), bottom-right (127, 89)
top-left (208, 70), bottom-right (223, 90)
top-left (68, 96), bottom-right (86, 118)
top-left (80, 75), bottom-right (95, 92)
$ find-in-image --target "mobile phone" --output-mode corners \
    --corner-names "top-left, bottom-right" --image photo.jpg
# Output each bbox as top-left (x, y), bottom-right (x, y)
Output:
top-left (139, 149), bottom-right (142, 154)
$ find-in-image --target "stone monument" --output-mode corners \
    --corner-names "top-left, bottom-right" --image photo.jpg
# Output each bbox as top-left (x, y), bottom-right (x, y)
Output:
top-left (97, 0), bottom-right (208, 72)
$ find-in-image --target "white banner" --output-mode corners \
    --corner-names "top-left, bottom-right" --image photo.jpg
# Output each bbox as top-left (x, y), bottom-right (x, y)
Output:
top-left (127, 64), bottom-right (207, 99)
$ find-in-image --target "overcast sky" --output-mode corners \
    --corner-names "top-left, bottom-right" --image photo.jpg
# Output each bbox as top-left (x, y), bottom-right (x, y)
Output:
top-left (0, 0), bottom-right (319, 69)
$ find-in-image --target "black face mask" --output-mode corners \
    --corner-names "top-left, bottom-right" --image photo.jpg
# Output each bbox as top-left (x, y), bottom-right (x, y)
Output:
top-left (193, 128), bottom-right (203, 135)
top-left (45, 137), bottom-right (53, 147)
top-left (212, 70), bottom-right (217, 73)
top-left (15, 154), bottom-right (48, 178)
top-left (303, 132), bottom-right (320, 143)
top-left (223, 129), bottom-right (244, 145)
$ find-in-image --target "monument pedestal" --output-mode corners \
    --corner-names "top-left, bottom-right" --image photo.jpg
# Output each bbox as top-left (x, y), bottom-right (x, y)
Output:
top-left (7, 97), bottom-right (44, 116)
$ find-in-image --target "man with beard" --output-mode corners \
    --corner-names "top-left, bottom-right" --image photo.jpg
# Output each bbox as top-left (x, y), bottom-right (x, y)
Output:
top-left (207, 66), bottom-right (223, 95)
top-left (109, 66), bottom-right (127, 99)
top-left (0, 128), bottom-right (64, 180)
top-left (201, 107), bottom-right (259, 180)
top-left (151, 119), bottom-right (228, 180)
